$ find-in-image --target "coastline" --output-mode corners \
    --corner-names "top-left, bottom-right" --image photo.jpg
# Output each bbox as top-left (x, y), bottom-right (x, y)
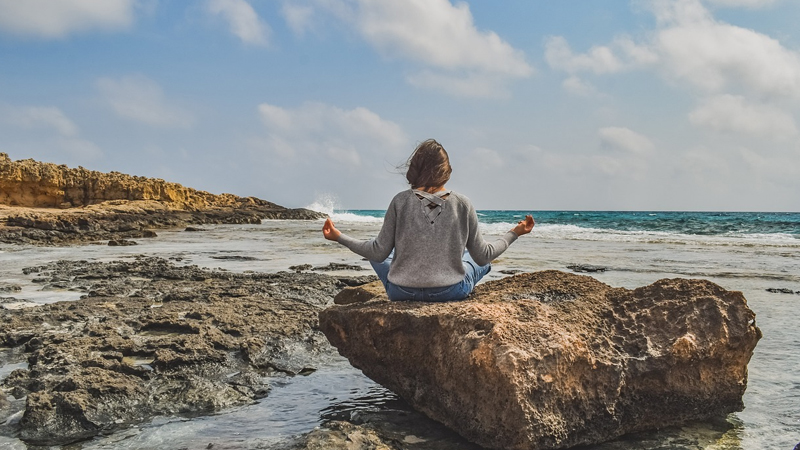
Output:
top-left (0, 153), bottom-right (798, 450)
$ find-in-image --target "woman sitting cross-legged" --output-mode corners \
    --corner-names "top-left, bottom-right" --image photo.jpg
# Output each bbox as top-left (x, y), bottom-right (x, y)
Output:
top-left (322, 139), bottom-right (534, 302)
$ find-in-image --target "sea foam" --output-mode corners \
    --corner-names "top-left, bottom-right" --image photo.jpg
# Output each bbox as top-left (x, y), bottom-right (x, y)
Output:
top-left (305, 194), bottom-right (383, 223)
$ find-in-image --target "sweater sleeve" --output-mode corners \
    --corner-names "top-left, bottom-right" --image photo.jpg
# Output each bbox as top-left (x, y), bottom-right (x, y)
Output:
top-left (336, 199), bottom-right (397, 262)
top-left (465, 203), bottom-right (518, 266)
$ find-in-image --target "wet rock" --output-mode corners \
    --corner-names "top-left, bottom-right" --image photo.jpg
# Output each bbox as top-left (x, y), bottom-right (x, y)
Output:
top-left (282, 421), bottom-right (395, 450)
top-left (108, 239), bottom-right (137, 246)
top-left (0, 284), bottom-right (22, 293)
top-left (184, 227), bottom-right (206, 232)
top-left (320, 271), bottom-right (762, 450)
top-left (0, 257), bottom-right (352, 446)
top-left (566, 263), bottom-right (607, 273)
top-left (210, 255), bottom-right (258, 261)
top-left (499, 269), bottom-right (522, 275)
top-left (765, 288), bottom-right (797, 294)
top-left (289, 264), bottom-right (313, 273)
top-left (313, 263), bottom-right (365, 272)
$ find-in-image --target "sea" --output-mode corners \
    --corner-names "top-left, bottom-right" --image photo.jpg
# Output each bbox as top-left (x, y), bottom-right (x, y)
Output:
top-left (0, 204), bottom-right (798, 449)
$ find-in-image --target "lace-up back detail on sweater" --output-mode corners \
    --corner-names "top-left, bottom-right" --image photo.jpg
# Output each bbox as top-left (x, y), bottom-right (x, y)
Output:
top-left (336, 189), bottom-right (518, 288)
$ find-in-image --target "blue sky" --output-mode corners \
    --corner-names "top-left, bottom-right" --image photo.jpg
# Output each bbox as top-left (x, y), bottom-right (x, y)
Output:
top-left (1, 0), bottom-right (799, 211)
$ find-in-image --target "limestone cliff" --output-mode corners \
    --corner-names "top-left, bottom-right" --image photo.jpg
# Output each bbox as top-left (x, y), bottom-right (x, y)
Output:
top-left (0, 153), bottom-right (324, 245)
top-left (0, 152), bottom-right (275, 210)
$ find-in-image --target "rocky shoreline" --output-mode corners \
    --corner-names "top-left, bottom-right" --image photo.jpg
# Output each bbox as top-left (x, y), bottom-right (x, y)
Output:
top-left (0, 257), bottom-right (375, 446)
top-left (0, 153), bottom-right (324, 245)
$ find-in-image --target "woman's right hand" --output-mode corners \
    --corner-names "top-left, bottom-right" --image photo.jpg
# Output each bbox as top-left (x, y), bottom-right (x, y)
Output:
top-left (512, 214), bottom-right (535, 236)
top-left (322, 217), bottom-right (341, 241)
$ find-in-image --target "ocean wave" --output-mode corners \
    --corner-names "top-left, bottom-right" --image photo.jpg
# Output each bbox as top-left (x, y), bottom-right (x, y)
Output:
top-left (329, 212), bottom-right (384, 223)
top-left (302, 202), bottom-right (799, 247)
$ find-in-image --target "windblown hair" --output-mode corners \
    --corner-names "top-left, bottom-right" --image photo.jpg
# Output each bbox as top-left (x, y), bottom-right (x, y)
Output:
top-left (404, 139), bottom-right (452, 190)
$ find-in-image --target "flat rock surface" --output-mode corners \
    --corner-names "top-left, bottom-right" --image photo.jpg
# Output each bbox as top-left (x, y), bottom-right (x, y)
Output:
top-left (320, 270), bottom-right (762, 450)
top-left (0, 257), bottom-right (375, 446)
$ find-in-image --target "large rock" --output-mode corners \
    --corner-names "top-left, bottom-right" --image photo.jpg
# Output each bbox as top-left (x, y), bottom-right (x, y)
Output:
top-left (319, 271), bottom-right (762, 450)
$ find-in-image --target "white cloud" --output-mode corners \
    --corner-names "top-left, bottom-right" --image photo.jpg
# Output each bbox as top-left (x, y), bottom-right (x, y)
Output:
top-left (545, 36), bottom-right (623, 75)
top-left (257, 102), bottom-right (407, 166)
top-left (599, 127), bottom-right (656, 155)
top-left (97, 75), bottom-right (194, 128)
top-left (0, 0), bottom-right (136, 38)
top-left (547, 0), bottom-right (800, 100)
top-left (689, 94), bottom-right (798, 138)
top-left (301, 0), bottom-right (532, 97)
top-left (1, 106), bottom-right (79, 137)
top-left (654, 0), bottom-right (800, 98)
top-left (354, 0), bottom-right (532, 76)
top-left (207, 0), bottom-right (270, 46)
top-left (282, 3), bottom-right (314, 36)
top-left (562, 76), bottom-right (600, 97)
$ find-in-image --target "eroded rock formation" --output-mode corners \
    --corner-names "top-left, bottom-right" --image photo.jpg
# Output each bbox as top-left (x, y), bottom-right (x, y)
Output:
top-left (0, 152), bottom-right (262, 209)
top-left (0, 257), bottom-right (375, 446)
top-left (319, 271), bottom-right (762, 450)
top-left (0, 153), bottom-right (324, 244)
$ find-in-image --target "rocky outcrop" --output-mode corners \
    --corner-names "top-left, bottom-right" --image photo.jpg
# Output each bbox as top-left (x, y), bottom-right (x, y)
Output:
top-left (0, 153), bottom-right (324, 245)
top-left (0, 257), bottom-right (376, 446)
top-left (319, 271), bottom-right (762, 450)
top-left (1, 152), bottom-right (266, 209)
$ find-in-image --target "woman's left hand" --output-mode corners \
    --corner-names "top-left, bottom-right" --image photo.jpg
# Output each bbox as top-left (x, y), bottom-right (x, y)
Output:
top-left (322, 217), bottom-right (341, 241)
top-left (512, 214), bottom-right (535, 236)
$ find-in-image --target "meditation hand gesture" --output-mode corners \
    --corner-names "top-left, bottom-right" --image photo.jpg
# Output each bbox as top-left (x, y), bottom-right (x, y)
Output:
top-left (322, 217), bottom-right (341, 241)
top-left (512, 214), bottom-right (535, 236)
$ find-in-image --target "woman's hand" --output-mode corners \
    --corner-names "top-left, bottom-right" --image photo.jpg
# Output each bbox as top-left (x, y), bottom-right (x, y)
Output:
top-left (322, 217), bottom-right (341, 241)
top-left (512, 214), bottom-right (535, 236)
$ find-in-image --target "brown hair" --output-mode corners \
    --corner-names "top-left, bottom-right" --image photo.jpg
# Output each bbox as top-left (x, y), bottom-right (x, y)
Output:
top-left (404, 139), bottom-right (452, 190)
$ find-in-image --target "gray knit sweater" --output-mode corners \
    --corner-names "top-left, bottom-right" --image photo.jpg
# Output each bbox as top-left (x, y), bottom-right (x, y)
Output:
top-left (337, 189), bottom-right (518, 288)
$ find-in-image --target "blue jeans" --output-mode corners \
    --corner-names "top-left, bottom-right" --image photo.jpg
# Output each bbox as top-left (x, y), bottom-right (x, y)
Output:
top-left (369, 250), bottom-right (491, 302)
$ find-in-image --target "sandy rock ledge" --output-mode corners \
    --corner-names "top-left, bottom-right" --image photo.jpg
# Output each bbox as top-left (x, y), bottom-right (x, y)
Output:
top-left (319, 270), bottom-right (762, 450)
top-left (0, 153), bottom-right (324, 245)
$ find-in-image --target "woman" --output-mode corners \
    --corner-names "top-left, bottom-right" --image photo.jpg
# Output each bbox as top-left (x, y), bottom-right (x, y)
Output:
top-left (322, 139), bottom-right (534, 301)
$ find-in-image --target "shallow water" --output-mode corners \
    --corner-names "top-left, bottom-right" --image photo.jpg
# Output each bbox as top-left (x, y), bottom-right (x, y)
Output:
top-left (1, 217), bottom-right (799, 449)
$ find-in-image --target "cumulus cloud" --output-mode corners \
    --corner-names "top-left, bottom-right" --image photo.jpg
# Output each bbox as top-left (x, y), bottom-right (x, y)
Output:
top-left (97, 75), bottom-right (194, 128)
top-left (689, 94), bottom-right (798, 138)
top-left (257, 102), bottom-right (407, 166)
top-left (353, 0), bottom-right (531, 76)
top-left (599, 127), bottom-right (656, 155)
top-left (293, 0), bottom-right (533, 97)
top-left (546, 0), bottom-right (800, 100)
top-left (0, 0), bottom-right (136, 38)
top-left (654, 0), bottom-right (800, 98)
top-left (207, 0), bottom-right (270, 46)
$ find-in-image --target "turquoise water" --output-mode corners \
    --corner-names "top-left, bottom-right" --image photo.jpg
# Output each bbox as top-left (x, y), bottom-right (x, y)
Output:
top-left (345, 210), bottom-right (800, 237)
